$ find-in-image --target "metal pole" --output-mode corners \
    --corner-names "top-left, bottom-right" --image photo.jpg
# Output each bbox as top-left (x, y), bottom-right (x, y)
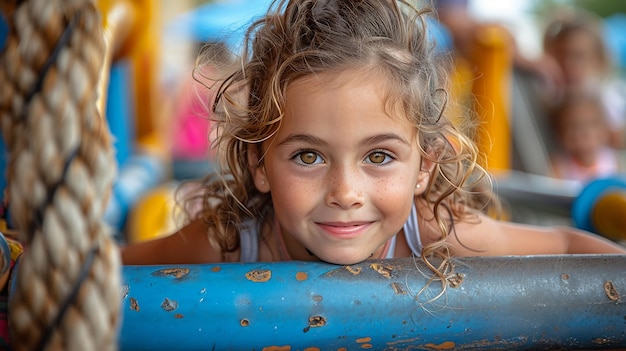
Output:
top-left (119, 255), bottom-right (626, 350)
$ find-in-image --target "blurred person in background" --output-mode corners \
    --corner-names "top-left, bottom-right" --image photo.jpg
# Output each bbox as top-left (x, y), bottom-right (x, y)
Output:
top-left (435, 0), bottom-right (563, 95)
top-left (548, 88), bottom-right (623, 183)
top-left (543, 7), bottom-right (626, 149)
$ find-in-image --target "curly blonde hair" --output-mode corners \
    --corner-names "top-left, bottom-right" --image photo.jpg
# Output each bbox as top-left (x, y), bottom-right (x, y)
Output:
top-left (186, 0), bottom-right (496, 276)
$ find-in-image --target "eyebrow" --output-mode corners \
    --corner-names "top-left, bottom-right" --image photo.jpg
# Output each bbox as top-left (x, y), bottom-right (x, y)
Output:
top-left (277, 134), bottom-right (328, 147)
top-left (277, 133), bottom-right (410, 147)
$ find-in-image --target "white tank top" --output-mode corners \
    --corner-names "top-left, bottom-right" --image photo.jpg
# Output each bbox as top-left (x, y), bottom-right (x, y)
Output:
top-left (239, 203), bottom-right (423, 262)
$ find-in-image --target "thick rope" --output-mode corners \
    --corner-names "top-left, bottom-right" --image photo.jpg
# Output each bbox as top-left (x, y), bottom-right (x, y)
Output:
top-left (0, 0), bottom-right (121, 350)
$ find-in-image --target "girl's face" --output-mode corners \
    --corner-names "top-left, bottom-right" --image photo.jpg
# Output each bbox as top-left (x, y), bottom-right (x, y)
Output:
top-left (251, 69), bottom-right (429, 264)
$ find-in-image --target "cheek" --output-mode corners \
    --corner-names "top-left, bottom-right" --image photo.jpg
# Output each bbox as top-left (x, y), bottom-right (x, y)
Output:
top-left (372, 178), bottom-right (415, 218)
top-left (269, 176), bottom-right (321, 213)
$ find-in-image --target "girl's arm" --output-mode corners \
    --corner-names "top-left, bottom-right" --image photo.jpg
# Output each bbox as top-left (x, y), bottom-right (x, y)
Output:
top-left (443, 213), bottom-right (626, 256)
top-left (121, 218), bottom-right (226, 265)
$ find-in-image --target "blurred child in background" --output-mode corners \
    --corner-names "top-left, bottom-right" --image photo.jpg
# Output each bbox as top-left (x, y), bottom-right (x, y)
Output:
top-left (544, 8), bottom-right (626, 149)
top-left (549, 88), bottom-right (623, 183)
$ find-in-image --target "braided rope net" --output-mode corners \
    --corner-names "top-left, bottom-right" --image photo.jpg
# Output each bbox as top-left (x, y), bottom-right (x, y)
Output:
top-left (0, 0), bottom-right (121, 349)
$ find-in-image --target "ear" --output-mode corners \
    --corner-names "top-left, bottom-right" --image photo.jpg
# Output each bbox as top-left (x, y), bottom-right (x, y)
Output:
top-left (415, 157), bottom-right (434, 195)
top-left (247, 144), bottom-right (271, 193)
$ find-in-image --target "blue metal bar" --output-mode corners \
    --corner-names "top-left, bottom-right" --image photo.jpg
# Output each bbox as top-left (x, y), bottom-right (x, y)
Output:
top-left (119, 255), bottom-right (626, 350)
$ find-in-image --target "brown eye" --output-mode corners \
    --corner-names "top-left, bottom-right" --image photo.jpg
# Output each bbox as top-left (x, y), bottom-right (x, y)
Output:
top-left (298, 152), bottom-right (320, 165)
top-left (367, 152), bottom-right (387, 164)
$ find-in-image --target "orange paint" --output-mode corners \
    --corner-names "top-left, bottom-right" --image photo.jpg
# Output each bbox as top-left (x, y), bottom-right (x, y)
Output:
top-left (211, 266), bottom-right (221, 272)
top-left (262, 346), bottom-right (291, 351)
top-left (356, 337), bottom-right (372, 343)
top-left (295, 271), bottom-right (308, 281)
top-left (303, 348), bottom-right (320, 351)
top-left (425, 341), bottom-right (456, 350)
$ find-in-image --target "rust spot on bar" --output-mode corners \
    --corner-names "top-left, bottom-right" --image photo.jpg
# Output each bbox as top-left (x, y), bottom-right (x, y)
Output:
top-left (295, 271), bottom-right (308, 281)
top-left (360, 345), bottom-right (373, 349)
top-left (425, 341), bottom-right (455, 350)
top-left (152, 267), bottom-right (190, 279)
top-left (561, 273), bottom-right (569, 280)
top-left (240, 319), bottom-right (250, 327)
top-left (245, 269), bottom-right (272, 282)
top-left (303, 348), bottom-right (320, 351)
top-left (174, 314), bottom-right (184, 319)
top-left (161, 298), bottom-right (178, 312)
top-left (303, 315), bottom-right (326, 332)
top-left (593, 337), bottom-right (614, 345)
top-left (345, 265), bottom-right (362, 275)
top-left (211, 266), bottom-right (221, 272)
top-left (129, 297), bottom-right (140, 312)
top-left (262, 346), bottom-right (291, 351)
top-left (369, 263), bottom-right (393, 279)
top-left (604, 280), bottom-right (620, 301)
top-left (447, 273), bottom-right (464, 288)
top-left (337, 348), bottom-right (347, 351)
top-left (390, 282), bottom-right (407, 295)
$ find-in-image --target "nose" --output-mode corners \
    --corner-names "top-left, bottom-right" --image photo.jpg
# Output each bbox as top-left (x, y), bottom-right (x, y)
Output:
top-left (325, 165), bottom-right (365, 209)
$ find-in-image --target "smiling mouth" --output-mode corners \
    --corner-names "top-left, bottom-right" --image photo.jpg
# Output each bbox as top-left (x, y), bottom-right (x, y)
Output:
top-left (316, 222), bottom-right (373, 238)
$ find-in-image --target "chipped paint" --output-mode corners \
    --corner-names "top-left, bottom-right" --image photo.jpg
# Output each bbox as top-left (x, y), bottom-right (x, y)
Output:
top-left (303, 348), bottom-right (320, 351)
top-left (303, 315), bottom-right (326, 332)
top-left (369, 263), bottom-right (394, 278)
top-left (129, 297), bottom-right (140, 312)
top-left (262, 346), bottom-right (291, 351)
top-left (390, 282), bottom-right (407, 295)
top-left (174, 314), bottom-right (184, 319)
top-left (357, 338), bottom-right (374, 348)
top-left (447, 273), bottom-right (465, 288)
top-left (296, 271), bottom-right (308, 281)
top-left (245, 269), bottom-right (272, 282)
top-left (152, 267), bottom-right (190, 279)
top-left (604, 280), bottom-right (620, 301)
top-left (240, 319), bottom-right (250, 327)
top-left (345, 265), bottom-right (362, 275)
top-left (425, 341), bottom-right (455, 350)
top-left (161, 298), bottom-right (178, 312)
top-left (211, 266), bottom-right (221, 273)
top-left (121, 285), bottom-right (129, 299)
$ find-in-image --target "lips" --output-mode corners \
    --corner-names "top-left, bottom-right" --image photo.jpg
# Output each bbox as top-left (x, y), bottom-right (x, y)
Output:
top-left (316, 222), bottom-right (373, 238)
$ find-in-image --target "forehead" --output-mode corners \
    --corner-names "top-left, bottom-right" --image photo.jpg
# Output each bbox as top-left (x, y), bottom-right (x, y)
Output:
top-left (279, 68), bottom-right (416, 134)
top-left (286, 68), bottom-right (408, 118)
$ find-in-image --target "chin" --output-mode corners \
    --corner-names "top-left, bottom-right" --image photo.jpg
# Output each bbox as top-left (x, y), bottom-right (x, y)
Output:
top-left (316, 252), bottom-right (371, 266)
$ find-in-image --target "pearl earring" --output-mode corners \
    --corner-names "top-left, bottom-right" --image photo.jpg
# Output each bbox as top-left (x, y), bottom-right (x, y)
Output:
top-left (416, 184), bottom-right (421, 189)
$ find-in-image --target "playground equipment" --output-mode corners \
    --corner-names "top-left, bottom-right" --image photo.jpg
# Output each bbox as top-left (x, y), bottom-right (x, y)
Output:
top-left (118, 255), bottom-right (626, 350)
top-left (0, 0), bottom-right (625, 350)
top-left (0, 0), bottom-right (122, 349)
top-left (97, 0), bottom-right (168, 236)
top-left (573, 176), bottom-right (626, 242)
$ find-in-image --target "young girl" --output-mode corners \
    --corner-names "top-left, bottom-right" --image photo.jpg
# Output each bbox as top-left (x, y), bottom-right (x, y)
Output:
top-left (121, 0), bottom-right (626, 272)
